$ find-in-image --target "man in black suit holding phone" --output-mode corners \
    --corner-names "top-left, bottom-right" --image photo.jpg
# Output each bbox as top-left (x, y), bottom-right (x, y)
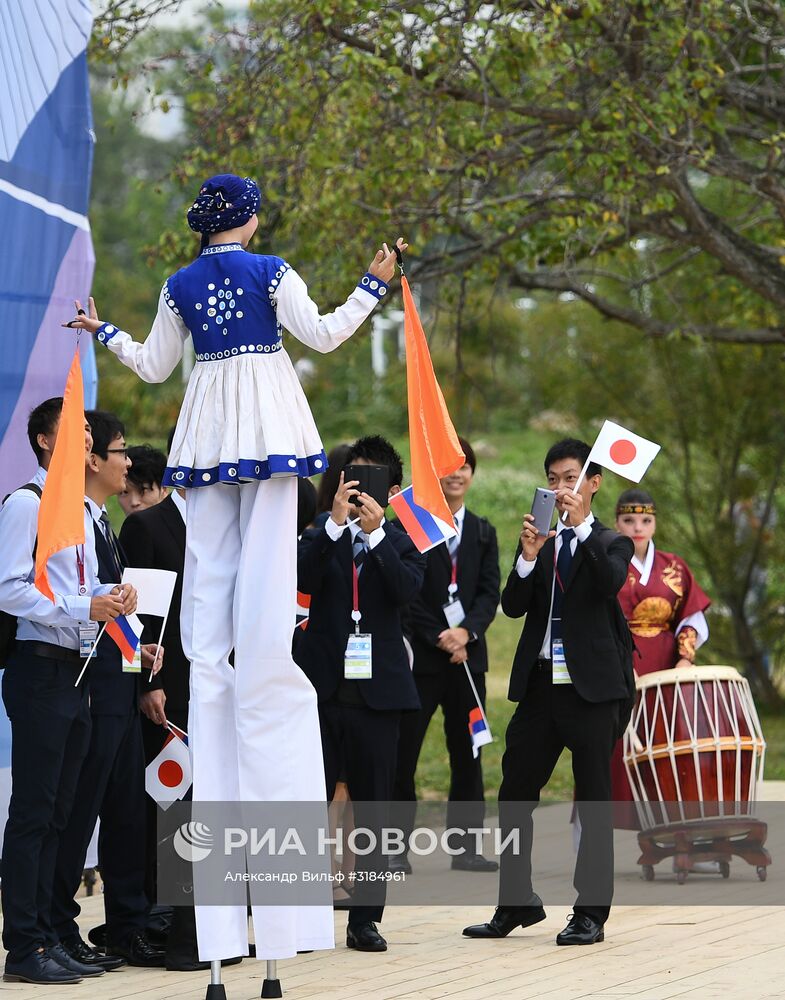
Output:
top-left (464, 439), bottom-right (634, 947)
top-left (294, 435), bottom-right (425, 954)
top-left (393, 437), bottom-right (500, 872)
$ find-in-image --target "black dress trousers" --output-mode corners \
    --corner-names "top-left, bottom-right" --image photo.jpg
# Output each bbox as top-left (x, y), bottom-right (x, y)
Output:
top-left (498, 664), bottom-right (619, 923)
top-left (0, 649), bottom-right (91, 962)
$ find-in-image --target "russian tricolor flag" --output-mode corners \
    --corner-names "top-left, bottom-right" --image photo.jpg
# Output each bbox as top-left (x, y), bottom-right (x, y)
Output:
top-left (296, 590), bottom-right (311, 631)
top-left (390, 485), bottom-right (457, 554)
top-left (468, 706), bottom-right (493, 759)
top-left (105, 612), bottom-right (144, 664)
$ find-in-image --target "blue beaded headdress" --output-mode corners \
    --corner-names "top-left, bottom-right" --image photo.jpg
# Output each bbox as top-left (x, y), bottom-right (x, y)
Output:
top-left (187, 174), bottom-right (261, 240)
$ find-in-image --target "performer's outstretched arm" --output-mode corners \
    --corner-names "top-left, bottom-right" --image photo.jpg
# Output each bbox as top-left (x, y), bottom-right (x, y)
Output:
top-left (63, 293), bottom-right (189, 384)
top-left (273, 238), bottom-right (406, 354)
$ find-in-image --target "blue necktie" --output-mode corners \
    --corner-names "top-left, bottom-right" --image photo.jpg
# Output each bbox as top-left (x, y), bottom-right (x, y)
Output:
top-left (551, 528), bottom-right (575, 648)
top-left (447, 518), bottom-right (460, 562)
top-left (353, 533), bottom-right (368, 575)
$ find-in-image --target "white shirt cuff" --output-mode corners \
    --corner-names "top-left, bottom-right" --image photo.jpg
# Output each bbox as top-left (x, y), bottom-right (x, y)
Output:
top-left (367, 525), bottom-right (386, 549)
top-left (574, 521), bottom-right (592, 544)
top-left (325, 516), bottom-right (347, 541)
top-left (515, 554), bottom-right (536, 578)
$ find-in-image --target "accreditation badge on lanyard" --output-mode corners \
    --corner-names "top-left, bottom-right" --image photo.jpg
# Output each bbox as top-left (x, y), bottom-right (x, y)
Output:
top-left (344, 559), bottom-right (372, 680)
top-left (442, 550), bottom-right (466, 629)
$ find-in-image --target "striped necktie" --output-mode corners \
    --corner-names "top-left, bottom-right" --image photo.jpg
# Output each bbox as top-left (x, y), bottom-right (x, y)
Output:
top-left (353, 532), bottom-right (368, 575)
top-left (447, 517), bottom-right (460, 562)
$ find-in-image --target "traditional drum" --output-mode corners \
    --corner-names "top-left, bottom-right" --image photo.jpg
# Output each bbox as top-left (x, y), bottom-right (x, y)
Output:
top-left (623, 665), bottom-right (766, 831)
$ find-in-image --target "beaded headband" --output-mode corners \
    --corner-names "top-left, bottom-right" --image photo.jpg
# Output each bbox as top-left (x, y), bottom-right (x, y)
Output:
top-left (616, 502), bottom-right (656, 516)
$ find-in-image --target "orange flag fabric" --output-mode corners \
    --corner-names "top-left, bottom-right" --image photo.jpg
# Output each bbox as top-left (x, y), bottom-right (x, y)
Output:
top-left (35, 349), bottom-right (86, 601)
top-left (400, 275), bottom-right (465, 526)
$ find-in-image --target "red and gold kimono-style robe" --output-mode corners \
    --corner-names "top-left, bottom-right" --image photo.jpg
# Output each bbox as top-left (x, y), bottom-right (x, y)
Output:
top-left (620, 546), bottom-right (711, 676)
top-left (612, 544), bottom-right (711, 823)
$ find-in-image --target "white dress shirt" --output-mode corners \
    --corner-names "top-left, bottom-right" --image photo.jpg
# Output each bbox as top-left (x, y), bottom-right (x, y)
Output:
top-left (515, 512), bottom-right (596, 667)
top-left (325, 514), bottom-right (386, 550)
top-left (0, 467), bottom-right (111, 651)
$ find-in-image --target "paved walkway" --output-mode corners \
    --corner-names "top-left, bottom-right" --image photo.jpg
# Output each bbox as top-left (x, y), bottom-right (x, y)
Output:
top-left (2, 782), bottom-right (782, 999)
top-left (1, 898), bottom-right (783, 1000)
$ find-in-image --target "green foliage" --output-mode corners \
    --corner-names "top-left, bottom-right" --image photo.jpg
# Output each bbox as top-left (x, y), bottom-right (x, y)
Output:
top-left (142, 0), bottom-right (785, 345)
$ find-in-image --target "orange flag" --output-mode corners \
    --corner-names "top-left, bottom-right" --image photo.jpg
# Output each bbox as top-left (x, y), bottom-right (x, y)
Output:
top-left (400, 275), bottom-right (464, 526)
top-left (35, 349), bottom-right (86, 601)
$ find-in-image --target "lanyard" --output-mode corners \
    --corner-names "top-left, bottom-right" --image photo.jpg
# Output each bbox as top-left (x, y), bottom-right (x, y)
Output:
top-left (351, 561), bottom-right (362, 634)
top-left (448, 551), bottom-right (458, 599)
top-left (75, 545), bottom-right (86, 594)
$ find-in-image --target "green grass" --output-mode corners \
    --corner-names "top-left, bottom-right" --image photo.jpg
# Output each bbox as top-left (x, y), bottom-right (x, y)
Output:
top-left (106, 424), bottom-right (785, 799)
top-left (410, 429), bottom-right (785, 802)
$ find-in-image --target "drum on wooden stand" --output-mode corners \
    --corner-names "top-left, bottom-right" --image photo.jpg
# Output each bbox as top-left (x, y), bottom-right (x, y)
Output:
top-left (623, 665), bottom-right (771, 882)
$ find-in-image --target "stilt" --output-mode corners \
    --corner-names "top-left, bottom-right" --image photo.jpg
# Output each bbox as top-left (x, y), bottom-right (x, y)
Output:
top-left (261, 959), bottom-right (283, 998)
top-left (205, 959), bottom-right (227, 1000)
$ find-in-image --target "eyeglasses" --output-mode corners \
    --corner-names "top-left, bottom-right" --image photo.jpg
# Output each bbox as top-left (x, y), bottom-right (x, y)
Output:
top-left (105, 448), bottom-right (128, 456)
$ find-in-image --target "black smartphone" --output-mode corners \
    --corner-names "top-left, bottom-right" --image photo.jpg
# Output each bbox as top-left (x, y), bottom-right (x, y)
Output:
top-left (343, 464), bottom-right (390, 508)
top-left (530, 487), bottom-right (556, 536)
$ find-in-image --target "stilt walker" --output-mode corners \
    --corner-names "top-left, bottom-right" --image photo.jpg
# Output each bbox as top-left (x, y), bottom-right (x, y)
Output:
top-left (65, 174), bottom-right (406, 975)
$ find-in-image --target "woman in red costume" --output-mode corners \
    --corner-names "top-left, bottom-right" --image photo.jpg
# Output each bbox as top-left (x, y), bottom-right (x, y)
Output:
top-left (612, 488), bottom-right (711, 824)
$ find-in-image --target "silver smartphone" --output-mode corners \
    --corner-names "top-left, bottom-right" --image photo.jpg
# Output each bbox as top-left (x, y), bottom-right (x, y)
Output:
top-left (530, 487), bottom-right (556, 536)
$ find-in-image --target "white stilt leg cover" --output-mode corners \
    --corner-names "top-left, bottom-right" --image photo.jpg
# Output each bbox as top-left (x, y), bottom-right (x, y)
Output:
top-left (182, 478), bottom-right (334, 960)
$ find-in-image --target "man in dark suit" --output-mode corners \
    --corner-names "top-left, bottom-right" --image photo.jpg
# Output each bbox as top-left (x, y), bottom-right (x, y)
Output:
top-left (464, 438), bottom-right (634, 947)
top-left (393, 437), bottom-right (500, 872)
top-left (294, 435), bottom-right (425, 954)
top-left (51, 411), bottom-right (164, 969)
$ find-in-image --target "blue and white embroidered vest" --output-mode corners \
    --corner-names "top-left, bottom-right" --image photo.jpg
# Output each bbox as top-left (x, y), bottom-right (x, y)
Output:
top-left (164, 245), bottom-right (290, 360)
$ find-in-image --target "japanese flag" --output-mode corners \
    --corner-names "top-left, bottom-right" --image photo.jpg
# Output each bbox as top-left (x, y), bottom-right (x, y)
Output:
top-left (588, 420), bottom-right (661, 482)
top-left (145, 729), bottom-right (192, 810)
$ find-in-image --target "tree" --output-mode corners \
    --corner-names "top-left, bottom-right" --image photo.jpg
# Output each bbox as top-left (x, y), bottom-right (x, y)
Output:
top-left (520, 289), bottom-right (785, 706)
top-left (167, 0), bottom-right (785, 345)
top-left (92, 0), bottom-right (184, 56)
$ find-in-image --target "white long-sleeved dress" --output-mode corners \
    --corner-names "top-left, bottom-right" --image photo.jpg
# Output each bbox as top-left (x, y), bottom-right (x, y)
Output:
top-left (94, 242), bottom-right (388, 485)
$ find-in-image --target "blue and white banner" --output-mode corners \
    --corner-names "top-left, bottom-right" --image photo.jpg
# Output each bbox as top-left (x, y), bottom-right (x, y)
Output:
top-left (0, 0), bottom-right (98, 840)
top-left (0, 0), bottom-right (98, 501)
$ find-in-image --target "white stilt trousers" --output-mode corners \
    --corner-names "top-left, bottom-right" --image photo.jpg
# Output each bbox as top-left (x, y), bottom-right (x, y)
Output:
top-left (181, 477), bottom-right (334, 960)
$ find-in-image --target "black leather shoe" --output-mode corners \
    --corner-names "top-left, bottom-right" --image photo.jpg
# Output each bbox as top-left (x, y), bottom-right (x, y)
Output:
top-left (463, 897), bottom-right (546, 938)
top-left (106, 931), bottom-right (166, 967)
top-left (3, 949), bottom-right (82, 984)
top-left (88, 923), bottom-right (107, 949)
top-left (346, 922), bottom-right (387, 952)
top-left (556, 912), bottom-right (604, 945)
top-left (166, 955), bottom-right (243, 972)
top-left (60, 936), bottom-right (126, 972)
top-left (388, 855), bottom-right (412, 874)
top-left (451, 853), bottom-right (499, 873)
top-left (48, 942), bottom-right (105, 978)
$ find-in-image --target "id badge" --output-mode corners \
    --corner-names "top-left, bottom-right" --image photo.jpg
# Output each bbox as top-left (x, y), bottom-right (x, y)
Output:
top-left (551, 638), bottom-right (571, 685)
top-left (344, 633), bottom-right (373, 680)
top-left (123, 645), bottom-right (143, 674)
top-left (79, 623), bottom-right (98, 659)
top-left (442, 597), bottom-right (466, 629)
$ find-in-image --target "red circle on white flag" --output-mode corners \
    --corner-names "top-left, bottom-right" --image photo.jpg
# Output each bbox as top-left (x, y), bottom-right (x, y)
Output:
top-left (609, 439), bottom-right (637, 465)
top-left (159, 760), bottom-right (184, 788)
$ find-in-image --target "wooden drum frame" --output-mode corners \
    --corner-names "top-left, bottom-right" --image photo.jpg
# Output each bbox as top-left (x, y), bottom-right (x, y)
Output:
top-left (623, 665), bottom-right (770, 882)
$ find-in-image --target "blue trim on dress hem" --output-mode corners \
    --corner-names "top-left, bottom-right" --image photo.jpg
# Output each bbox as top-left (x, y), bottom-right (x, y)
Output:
top-left (163, 450), bottom-right (328, 488)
